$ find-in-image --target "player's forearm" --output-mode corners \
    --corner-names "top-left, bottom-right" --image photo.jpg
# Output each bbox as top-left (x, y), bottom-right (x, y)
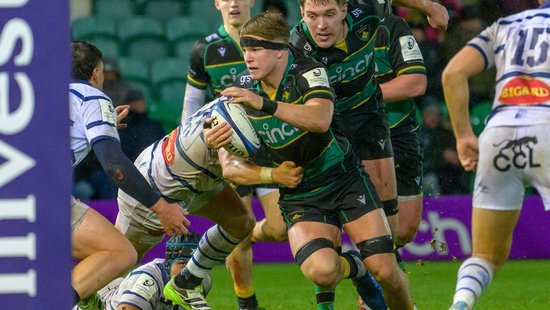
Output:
top-left (379, 73), bottom-right (426, 101)
top-left (182, 83), bottom-right (206, 120)
top-left (93, 139), bottom-right (161, 208)
top-left (272, 98), bottom-right (333, 133)
top-left (222, 157), bottom-right (266, 185)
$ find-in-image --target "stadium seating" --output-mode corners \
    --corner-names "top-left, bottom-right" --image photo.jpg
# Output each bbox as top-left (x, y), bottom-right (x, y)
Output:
top-left (151, 57), bottom-right (187, 102)
top-left (165, 16), bottom-right (211, 43)
top-left (141, 0), bottom-right (188, 22)
top-left (89, 37), bottom-right (121, 58)
top-left (117, 57), bottom-right (152, 99)
top-left (71, 16), bottom-right (117, 41)
top-left (118, 17), bottom-right (170, 62)
top-left (189, 1), bottom-right (222, 26)
top-left (93, 0), bottom-right (137, 19)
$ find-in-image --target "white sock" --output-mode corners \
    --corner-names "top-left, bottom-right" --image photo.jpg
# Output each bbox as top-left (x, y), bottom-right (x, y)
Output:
top-left (453, 257), bottom-right (494, 309)
top-left (187, 225), bottom-right (242, 278)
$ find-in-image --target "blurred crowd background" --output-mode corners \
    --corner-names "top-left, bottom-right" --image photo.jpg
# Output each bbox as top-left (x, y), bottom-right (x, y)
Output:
top-left (69, 0), bottom-right (540, 200)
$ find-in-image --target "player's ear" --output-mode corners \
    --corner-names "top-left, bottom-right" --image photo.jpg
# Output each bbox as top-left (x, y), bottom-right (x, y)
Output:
top-left (341, 3), bottom-right (348, 19)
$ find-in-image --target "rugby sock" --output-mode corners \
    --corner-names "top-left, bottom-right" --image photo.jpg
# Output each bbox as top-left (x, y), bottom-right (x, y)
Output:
top-left (340, 251), bottom-right (366, 279)
top-left (175, 225), bottom-right (242, 289)
top-left (453, 257), bottom-right (494, 309)
top-left (314, 285), bottom-right (335, 310)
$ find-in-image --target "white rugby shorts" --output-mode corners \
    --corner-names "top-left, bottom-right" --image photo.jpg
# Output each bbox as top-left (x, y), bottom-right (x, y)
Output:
top-left (473, 124), bottom-right (550, 211)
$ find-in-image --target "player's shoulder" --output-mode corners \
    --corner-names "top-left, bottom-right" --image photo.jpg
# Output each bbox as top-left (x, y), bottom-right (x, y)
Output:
top-left (290, 22), bottom-right (309, 47)
top-left (290, 48), bottom-right (325, 75)
top-left (69, 81), bottom-right (112, 104)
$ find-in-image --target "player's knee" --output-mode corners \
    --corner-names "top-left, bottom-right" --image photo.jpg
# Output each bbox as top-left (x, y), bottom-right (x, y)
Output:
top-left (396, 225), bottom-right (418, 246)
top-left (295, 238), bottom-right (339, 286)
top-left (112, 239), bottom-right (138, 271)
top-left (308, 264), bottom-right (340, 287)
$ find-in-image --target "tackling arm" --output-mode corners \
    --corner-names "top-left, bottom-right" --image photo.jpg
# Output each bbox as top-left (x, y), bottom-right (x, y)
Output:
top-left (218, 148), bottom-right (303, 188)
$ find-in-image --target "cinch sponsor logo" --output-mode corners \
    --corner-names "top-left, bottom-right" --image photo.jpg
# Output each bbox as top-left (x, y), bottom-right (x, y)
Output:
top-left (220, 67), bottom-right (239, 88)
top-left (258, 122), bottom-right (300, 145)
top-left (162, 128), bottom-right (178, 165)
top-left (499, 76), bottom-right (549, 105)
top-left (329, 53), bottom-right (372, 84)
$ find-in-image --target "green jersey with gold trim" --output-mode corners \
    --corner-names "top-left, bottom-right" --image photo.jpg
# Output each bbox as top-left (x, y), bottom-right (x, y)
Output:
top-left (233, 49), bottom-right (356, 196)
top-left (187, 25), bottom-right (247, 98)
top-left (290, 4), bottom-right (381, 113)
top-left (374, 14), bottom-right (426, 127)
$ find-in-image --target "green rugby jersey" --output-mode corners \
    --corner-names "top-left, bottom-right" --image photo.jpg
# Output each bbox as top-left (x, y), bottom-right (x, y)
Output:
top-left (290, 4), bottom-right (381, 113)
top-left (233, 48), bottom-right (354, 196)
top-left (374, 14), bottom-right (426, 127)
top-left (187, 25), bottom-right (247, 98)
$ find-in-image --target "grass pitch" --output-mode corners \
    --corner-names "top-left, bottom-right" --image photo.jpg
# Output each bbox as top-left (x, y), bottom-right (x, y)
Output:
top-left (207, 259), bottom-right (550, 309)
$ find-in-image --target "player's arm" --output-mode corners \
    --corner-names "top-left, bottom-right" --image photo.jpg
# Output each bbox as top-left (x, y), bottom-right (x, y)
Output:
top-left (182, 83), bottom-right (206, 120)
top-left (441, 45), bottom-right (485, 171)
top-left (182, 39), bottom-right (209, 120)
top-left (92, 139), bottom-right (190, 234)
top-left (393, 0), bottom-right (449, 30)
top-left (380, 73), bottom-right (426, 101)
top-left (222, 86), bottom-right (333, 133)
top-left (218, 148), bottom-right (303, 188)
top-left (222, 66), bottom-right (335, 133)
top-left (379, 17), bottom-right (427, 101)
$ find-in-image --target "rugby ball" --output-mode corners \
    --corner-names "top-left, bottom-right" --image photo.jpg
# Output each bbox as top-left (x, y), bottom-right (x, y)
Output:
top-left (210, 97), bottom-right (261, 158)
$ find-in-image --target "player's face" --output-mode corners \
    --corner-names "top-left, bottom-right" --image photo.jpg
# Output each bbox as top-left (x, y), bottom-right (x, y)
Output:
top-left (170, 260), bottom-right (188, 276)
top-left (242, 44), bottom-right (280, 81)
top-left (215, 0), bottom-right (254, 28)
top-left (301, 0), bottom-right (348, 49)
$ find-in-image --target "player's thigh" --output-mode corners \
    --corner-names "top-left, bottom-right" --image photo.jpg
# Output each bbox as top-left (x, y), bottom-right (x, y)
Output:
top-left (72, 206), bottom-right (133, 260)
top-left (527, 124), bottom-right (550, 210)
top-left (257, 189), bottom-right (284, 226)
top-left (343, 208), bottom-right (392, 244)
top-left (287, 221), bottom-right (340, 257)
top-left (115, 191), bottom-right (164, 257)
top-left (474, 127), bottom-right (526, 210)
top-left (471, 207), bottom-right (520, 265)
top-left (362, 157), bottom-right (397, 190)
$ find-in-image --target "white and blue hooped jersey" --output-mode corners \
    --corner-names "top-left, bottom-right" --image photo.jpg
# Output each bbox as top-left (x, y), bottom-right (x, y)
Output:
top-left (467, 2), bottom-right (550, 128)
top-left (133, 100), bottom-right (223, 204)
top-left (101, 259), bottom-right (175, 310)
top-left (69, 81), bottom-right (119, 167)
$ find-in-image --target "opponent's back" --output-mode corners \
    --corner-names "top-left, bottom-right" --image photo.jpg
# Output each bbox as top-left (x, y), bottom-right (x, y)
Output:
top-left (468, 3), bottom-right (550, 126)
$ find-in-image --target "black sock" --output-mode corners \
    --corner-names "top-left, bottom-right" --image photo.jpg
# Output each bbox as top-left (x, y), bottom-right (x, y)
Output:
top-left (238, 294), bottom-right (259, 309)
top-left (174, 268), bottom-right (203, 289)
